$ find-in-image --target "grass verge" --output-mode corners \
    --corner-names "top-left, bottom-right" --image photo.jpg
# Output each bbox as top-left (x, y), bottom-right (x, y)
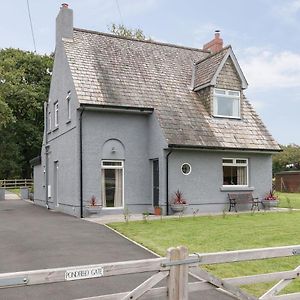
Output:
top-left (277, 192), bottom-right (300, 209)
top-left (109, 211), bottom-right (300, 297)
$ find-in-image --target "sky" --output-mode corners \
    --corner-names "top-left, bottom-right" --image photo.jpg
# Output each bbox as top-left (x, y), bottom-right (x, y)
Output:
top-left (0, 0), bottom-right (299, 145)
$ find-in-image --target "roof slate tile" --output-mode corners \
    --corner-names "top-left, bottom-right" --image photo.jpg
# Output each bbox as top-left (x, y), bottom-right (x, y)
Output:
top-left (63, 29), bottom-right (280, 151)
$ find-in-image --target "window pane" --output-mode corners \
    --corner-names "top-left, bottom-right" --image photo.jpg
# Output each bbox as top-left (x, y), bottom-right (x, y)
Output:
top-left (222, 159), bottom-right (233, 164)
top-left (102, 161), bottom-right (122, 167)
top-left (217, 96), bottom-right (234, 116)
top-left (228, 91), bottom-right (240, 96)
top-left (232, 98), bottom-right (240, 117)
top-left (181, 163), bottom-right (191, 175)
top-left (223, 166), bottom-right (247, 185)
top-left (101, 168), bottom-right (123, 207)
top-left (236, 159), bottom-right (247, 164)
top-left (215, 89), bottom-right (226, 95)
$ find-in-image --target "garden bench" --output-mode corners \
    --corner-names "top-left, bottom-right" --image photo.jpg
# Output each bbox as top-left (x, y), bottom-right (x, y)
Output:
top-left (228, 192), bottom-right (260, 212)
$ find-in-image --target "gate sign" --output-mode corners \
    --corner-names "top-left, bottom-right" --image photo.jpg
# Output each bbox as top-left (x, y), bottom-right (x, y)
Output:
top-left (65, 267), bottom-right (104, 281)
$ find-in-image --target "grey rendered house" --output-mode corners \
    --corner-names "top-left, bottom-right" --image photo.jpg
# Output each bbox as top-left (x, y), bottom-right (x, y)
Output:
top-left (32, 4), bottom-right (280, 217)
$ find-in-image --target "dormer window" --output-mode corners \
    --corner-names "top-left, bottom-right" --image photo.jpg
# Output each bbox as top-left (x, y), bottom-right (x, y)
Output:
top-left (213, 88), bottom-right (240, 118)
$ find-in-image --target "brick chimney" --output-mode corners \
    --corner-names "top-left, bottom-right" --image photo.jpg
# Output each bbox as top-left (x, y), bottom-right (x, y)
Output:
top-left (203, 30), bottom-right (223, 53)
top-left (56, 3), bottom-right (73, 46)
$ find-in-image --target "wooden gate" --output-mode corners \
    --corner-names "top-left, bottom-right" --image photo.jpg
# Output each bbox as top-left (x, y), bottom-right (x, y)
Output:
top-left (0, 245), bottom-right (300, 299)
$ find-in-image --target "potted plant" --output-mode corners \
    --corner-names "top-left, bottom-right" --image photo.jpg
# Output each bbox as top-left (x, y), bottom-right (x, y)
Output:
top-left (85, 195), bottom-right (102, 215)
top-left (170, 190), bottom-right (188, 214)
top-left (261, 190), bottom-right (279, 209)
top-left (154, 206), bottom-right (162, 216)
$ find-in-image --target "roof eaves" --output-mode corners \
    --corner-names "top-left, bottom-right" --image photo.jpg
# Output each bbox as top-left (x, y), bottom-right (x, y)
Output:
top-left (194, 45), bottom-right (231, 66)
top-left (192, 82), bottom-right (212, 92)
top-left (168, 144), bottom-right (282, 153)
top-left (79, 103), bottom-right (154, 114)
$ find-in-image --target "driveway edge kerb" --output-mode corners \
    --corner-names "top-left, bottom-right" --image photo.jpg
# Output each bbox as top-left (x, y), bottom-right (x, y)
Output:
top-left (103, 224), bottom-right (161, 258)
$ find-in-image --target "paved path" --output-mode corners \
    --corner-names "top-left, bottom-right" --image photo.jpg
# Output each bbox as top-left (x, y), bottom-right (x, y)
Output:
top-left (0, 199), bottom-right (235, 299)
top-left (4, 190), bottom-right (21, 200)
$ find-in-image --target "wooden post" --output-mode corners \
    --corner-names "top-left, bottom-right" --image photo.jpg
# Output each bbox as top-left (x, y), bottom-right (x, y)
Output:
top-left (167, 246), bottom-right (189, 300)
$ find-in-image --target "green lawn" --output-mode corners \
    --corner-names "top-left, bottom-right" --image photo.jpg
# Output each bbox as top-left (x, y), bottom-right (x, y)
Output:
top-left (109, 212), bottom-right (300, 297)
top-left (277, 192), bottom-right (300, 209)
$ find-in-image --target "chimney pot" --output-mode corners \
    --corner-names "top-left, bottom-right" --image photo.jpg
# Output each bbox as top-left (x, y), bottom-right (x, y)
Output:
top-left (61, 3), bottom-right (69, 8)
top-left (203, 30), bottom-right (223, 53)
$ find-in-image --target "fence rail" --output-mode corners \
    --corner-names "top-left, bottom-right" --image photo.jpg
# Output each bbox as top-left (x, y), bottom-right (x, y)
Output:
top-left (0, 179), bottom-right (33, 189)
top-left (0, 245), bottom-right (300, 299)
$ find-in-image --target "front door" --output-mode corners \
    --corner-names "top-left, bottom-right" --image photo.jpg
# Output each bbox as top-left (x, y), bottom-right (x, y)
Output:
top-left (152, 159), bottom-right (159, 207)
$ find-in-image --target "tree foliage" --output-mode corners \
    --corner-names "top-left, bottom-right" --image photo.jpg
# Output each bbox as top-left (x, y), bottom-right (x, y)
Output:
top-left (108, 23), bottom-right (148, 40)
top-left (273, 144), bottom-right (300, 174)
top-left (0, 48), bottom-right (53, 178)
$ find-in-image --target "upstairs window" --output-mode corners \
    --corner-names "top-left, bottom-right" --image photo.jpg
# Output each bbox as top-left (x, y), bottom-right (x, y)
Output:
top-left (48, 111), bottom-right (52, 131)
top-left (54, 102), bottom-right (59, 127)
top-left (213, 88), bottom-right (240, 118)
top-left (66, 91), bottom-right (71, 121)
top-left (222, 158), bottom-right (248, 186)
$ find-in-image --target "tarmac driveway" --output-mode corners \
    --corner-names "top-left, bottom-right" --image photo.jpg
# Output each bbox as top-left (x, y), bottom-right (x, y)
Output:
top-left (0, 198), bottom-right (235, 300)
top-left (0, 199), bottom-right (157, 300)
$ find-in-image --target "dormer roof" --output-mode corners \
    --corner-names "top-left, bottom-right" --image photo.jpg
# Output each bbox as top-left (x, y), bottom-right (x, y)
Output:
top-left (192, 46), bottom-right (248, 91)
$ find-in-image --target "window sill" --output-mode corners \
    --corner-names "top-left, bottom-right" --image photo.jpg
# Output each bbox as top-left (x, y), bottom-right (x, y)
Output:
top-left (47, 131), bottom-right (52, 135)
top-left (220, 186), bottom-right (254, 192)
top-left (213, 115), bottom-right (241, 120)
top-left (53, 127), bottom-right (59, 132)
top-left (66, 119), bottom-right (71, 124)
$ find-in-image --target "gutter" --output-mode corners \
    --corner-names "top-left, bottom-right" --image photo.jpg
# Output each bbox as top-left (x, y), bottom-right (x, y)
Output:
top-left (79, 103), bottom-right (154, 114)
top-left (79, 107), bottom-right (85, 218)
top-left (166, 149), bottom-right (173, 216)
top-left (45, 102), bottom-right (49, 209)
top-left (167, 144), bottom-right (282, 153)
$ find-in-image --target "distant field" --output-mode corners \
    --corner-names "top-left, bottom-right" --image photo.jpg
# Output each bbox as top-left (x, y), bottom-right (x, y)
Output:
top-left (277, 192), bottom-right (300, 209)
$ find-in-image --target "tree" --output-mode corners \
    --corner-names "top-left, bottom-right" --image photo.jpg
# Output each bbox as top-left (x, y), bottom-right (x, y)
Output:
top-left (108, 23), bottom-right (148, 40)
top-left (272, 144), bottom-right (300, 174)
top-left (0, 48), bottom-right (53, 178)
top-left (0, 96), bottom-right (14, 128)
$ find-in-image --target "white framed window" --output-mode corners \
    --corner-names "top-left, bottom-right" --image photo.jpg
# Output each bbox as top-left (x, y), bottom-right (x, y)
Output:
top-left (181, 163), bottom-right (191, 175)
top-left (54, 102), bottom-right (59, 127)
top-left (48, 111), bottom-right (52, 131)
top-left (222, 158), bottom-right (248, 186)
top-left (213, 88), bottom-right (240, 118)
top-left (66, 92), bottom-right (71, 121)
top-left (101, 160), bottom-right (124, 208)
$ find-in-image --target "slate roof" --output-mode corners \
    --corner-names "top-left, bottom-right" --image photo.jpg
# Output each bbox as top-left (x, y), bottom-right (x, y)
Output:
top-left (193, 47), bottom-right (228, 89)
top-left (64, 28), bottom-right (280, 151)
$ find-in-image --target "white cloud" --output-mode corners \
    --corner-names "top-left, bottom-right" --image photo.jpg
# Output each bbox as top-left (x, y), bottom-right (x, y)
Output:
top-left (271, 0), bottom-right (300, 24)
top-left (192, 23), bottom-right (220, 47)
top-left (240, 47), bottom-right (300, 89)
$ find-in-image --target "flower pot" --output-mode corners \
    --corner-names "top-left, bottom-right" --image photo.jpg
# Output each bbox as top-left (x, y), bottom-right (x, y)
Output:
top-left (86, 205), bottom-right (102, 215)
top-left (154, 207), bottom-right (161, 216)
top-left (261, 200), bottom-right (279, 210)
top-left (170, 204), bottom-right (188, 214)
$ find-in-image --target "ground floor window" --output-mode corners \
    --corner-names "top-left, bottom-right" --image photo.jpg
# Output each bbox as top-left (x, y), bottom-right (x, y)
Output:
top-left (222, 158), bottom-right (248, 186)
top-left (101, 160), bottom-right (124, 207)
